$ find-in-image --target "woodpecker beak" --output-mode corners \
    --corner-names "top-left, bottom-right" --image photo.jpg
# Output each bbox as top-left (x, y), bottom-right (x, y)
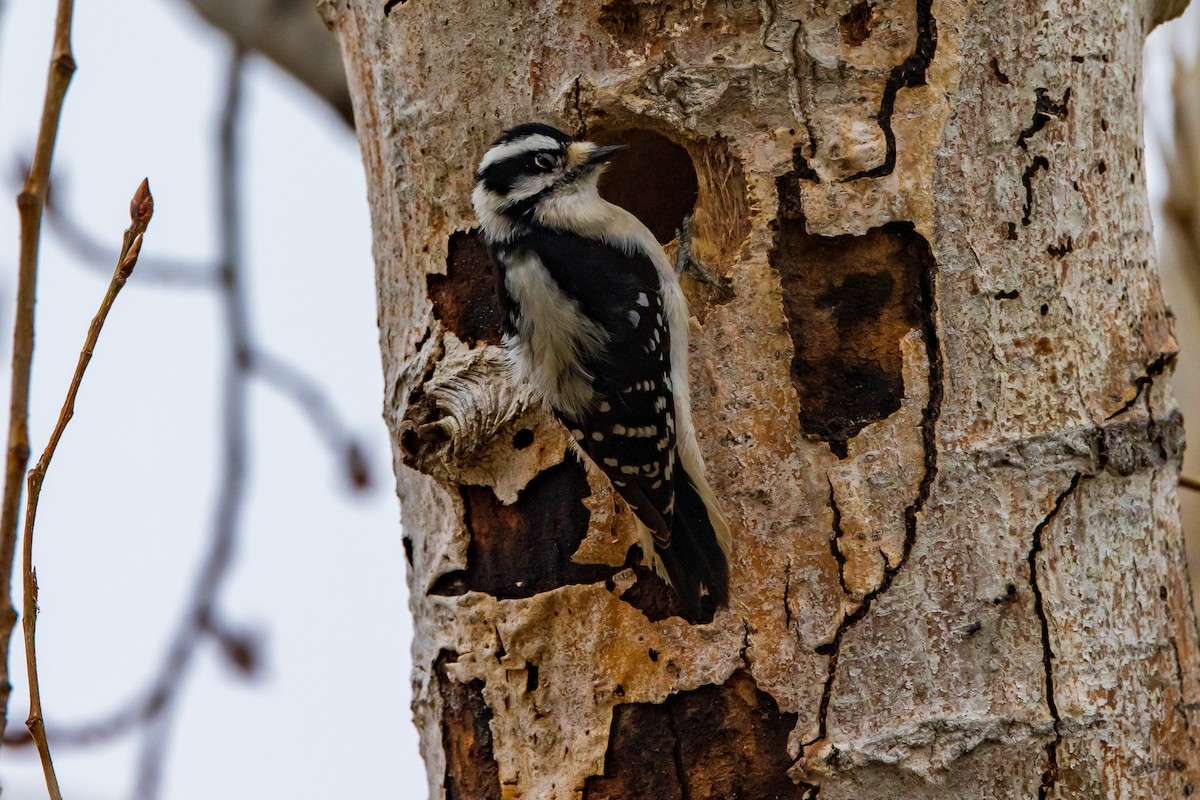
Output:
top-left (585, 144), bottom-right (627, 166)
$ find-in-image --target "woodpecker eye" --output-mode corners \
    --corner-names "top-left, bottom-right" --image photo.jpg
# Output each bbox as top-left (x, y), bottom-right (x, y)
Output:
top-left (533, 153), bottom-right (557, 172)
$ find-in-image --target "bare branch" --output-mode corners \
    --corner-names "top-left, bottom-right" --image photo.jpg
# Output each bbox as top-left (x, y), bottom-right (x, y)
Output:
top-left (0, 30), bottom-right (370, 783)
top-left (132, 46), bottom-right (247, 800)
top-left (0, 39), bottom-right (368, 769)
top-left (0, 0), bottom-right (77, 763)
top-left (20, 179), bottom-right (153, 799)
top-left (251, 350), bottom-right (373, 491)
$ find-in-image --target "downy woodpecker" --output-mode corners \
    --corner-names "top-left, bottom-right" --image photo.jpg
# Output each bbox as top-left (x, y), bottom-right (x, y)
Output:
top-left (472, 123), bottom-right (730, 614)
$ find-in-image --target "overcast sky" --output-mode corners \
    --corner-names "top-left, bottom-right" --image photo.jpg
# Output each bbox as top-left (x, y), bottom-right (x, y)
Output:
top-left (0, 0), bottom-right (419, 797)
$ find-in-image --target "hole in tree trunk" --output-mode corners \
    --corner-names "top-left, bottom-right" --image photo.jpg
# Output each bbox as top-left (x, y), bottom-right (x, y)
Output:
top-left (594, 129), bottom-right (699, 245)
top-left (591, 126), bottom-right (748, 314)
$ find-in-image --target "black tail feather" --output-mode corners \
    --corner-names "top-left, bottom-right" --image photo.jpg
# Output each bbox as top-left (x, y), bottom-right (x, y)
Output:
top-left (657, 464), bottom-right (730, 617)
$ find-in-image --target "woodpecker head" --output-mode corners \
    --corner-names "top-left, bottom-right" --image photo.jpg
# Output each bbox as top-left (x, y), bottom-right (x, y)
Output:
top-left (473, 123), bottom-right (626, 241)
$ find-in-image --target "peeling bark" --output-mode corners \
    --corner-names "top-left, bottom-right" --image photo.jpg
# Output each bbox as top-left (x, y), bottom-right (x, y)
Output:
top-left (331, 0), bottom-right (1200, 796)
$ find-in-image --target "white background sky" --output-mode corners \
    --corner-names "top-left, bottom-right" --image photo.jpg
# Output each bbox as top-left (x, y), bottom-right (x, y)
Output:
top-left (0, 0), bottom-right (420, 797)
top-left (0, 0), bottom-right (1192, 799)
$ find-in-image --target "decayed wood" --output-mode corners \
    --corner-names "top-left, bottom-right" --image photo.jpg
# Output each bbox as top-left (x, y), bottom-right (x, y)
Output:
top-left (332, 0), bottom-right (1200, 796)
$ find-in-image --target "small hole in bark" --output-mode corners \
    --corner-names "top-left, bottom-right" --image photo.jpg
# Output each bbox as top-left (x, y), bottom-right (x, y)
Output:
top-left (400, 423), bottom-right (451, 468)
top-left (990, 57), bottom-right (1010, 84)
top-left (839, 1), bottom-right (873, 46)
top-left (1160, 585), bottom-right (1169, 600)
top-left (525, 662), bottom-right (540, 692)
top-left (403, 536), bottom-right (414, 567)
top-left (1097, 159), bottom-right (1107, 174)
top-left (383, 0), bottom-right (406, 15)
top-left (648, 648), bottom-right (660, 661)
top-left (512, 428), bottom-right (535, 450)
top-left (1040, 304), bottom-right (1050, 316)
top-left (594, 129), bottom-right (699, 244)
top-left (599, 0), bottom-right (641, 40)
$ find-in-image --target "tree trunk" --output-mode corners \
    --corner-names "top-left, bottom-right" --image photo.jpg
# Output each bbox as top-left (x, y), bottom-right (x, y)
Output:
top-left (329, 0), bottom-right (1200, 796)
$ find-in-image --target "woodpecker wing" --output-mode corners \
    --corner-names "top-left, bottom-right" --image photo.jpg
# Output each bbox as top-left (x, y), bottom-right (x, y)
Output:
top-left (516, 229), bottom-right (678, 546)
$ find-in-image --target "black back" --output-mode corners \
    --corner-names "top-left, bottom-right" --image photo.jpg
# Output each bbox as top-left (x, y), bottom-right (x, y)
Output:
top-left (506, 229), bottom-right (678, 545)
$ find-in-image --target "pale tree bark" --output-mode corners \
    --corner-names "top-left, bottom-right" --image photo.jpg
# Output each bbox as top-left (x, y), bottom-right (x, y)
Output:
top-left (329, 0), bottom-right (1200, 797)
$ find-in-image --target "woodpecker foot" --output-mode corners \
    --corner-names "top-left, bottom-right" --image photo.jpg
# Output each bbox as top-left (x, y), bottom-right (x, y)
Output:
top-left (673, 215), bottom-right (724, 288)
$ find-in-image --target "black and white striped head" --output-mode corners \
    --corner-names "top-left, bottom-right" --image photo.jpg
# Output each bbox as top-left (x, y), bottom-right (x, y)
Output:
top-left (472, 123), bottom-right (626, 241)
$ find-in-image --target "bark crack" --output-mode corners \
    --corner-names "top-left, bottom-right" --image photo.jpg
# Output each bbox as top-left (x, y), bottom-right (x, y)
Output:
top-left (1105, 352), bottom-right (1175, 421)
top-left (758, 0), bottom-right (779, 51)
top-left (571, 75), bottom-right (587, 137)
top-left (740, 619), bottom-right (753, 669)
top-left (783, 559), bottom-right (798, 636)
top-left (1020, 156), bottom-right (1050, 226)
top-left (827, 482), bottom-right (851, 596)
top-left (1016, 87), bottom-right (1071, 150)
top-left (787, 17), bottom-right (821, 169)
top-left (1027, 472), bottom-right (1083, 800)
top-left (1169, 636), bottom-right (1192, 730)
top-left (843, 0), bottom-right (937, 181)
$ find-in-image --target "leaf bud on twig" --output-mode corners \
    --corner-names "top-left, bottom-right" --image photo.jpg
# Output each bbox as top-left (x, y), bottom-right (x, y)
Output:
top-left (129, 178), bottom-right (153, 225)
top-left (119, 233), bottom-right (143, 279)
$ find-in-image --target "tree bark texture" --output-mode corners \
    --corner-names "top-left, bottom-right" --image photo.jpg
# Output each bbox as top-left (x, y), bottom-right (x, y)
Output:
top-left (330, 0), bottom-right (1200, 797)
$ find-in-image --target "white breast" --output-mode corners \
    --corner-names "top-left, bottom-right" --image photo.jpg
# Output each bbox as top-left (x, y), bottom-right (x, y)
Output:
top-left (502, 248), bottom-right (608, 418)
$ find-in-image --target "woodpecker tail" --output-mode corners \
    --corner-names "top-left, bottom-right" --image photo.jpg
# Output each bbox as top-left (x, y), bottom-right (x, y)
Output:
top-left (655, 462), bottom-right (730, 616)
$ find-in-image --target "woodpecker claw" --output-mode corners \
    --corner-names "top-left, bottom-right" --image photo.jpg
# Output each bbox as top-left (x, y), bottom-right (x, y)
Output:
top-left (673, 215), bottom-right (724, 287)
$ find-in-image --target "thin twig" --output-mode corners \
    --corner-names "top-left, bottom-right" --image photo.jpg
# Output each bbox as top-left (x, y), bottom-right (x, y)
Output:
top-left (1181, 474), bottom-right (1200, 493)
top-left (251, 350), bottom-right (372, 490)
top-left (0, 43), bottom-right (371, 762)
top-left (0, 0), bottom-right (77, 752)
top-left (132, 46), bottom-right (247, 800)
top-left (22, 179), bottom-right (152, 800)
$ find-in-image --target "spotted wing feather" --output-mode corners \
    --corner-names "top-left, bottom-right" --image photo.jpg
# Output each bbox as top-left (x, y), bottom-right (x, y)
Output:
top-left (515, 230), bottom-right (678, 547)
